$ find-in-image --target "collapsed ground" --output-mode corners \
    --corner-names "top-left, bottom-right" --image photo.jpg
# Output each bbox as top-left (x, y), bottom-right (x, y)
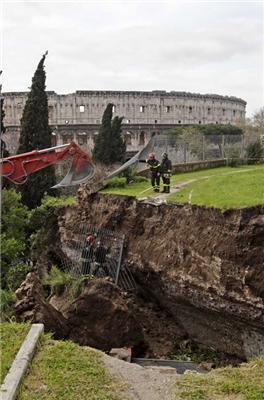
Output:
top-left (14, 182), bottom-right (264, 365)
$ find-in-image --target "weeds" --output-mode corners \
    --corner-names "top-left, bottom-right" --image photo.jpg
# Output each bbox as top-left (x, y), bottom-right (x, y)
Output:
top-left (169, 340), bottom-right (221, 366)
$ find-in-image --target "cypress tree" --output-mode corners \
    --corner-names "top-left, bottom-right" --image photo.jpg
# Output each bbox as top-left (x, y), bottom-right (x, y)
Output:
top-left (93, 103), bottom-right (126, 164)
top-left (110, 115), bottom-right (126, 162)
top-left (17, 52), bottom-right (56, 208)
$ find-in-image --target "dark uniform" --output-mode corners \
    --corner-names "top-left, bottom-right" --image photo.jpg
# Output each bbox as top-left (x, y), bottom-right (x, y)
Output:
top-left (93, 242), bottom-right (110, 276)
top-left (160, 154), bottom-right (172, 193)
top-left (80, 242), bottom-right (94, 274)
top-left (139, 157), bottom-right (161, 192)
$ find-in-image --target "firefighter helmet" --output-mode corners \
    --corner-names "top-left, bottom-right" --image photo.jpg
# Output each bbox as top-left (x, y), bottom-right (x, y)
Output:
top-left (148, 152), bottom-right (155, 159)
top-left (86, 234), bottom-right (95, 242)
top-left (162, 152), bottom-right (168, 159)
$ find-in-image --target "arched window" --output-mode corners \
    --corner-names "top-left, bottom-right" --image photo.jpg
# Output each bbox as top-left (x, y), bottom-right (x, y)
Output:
top-left (125, 132), bottom-right (132, 145)
top-left (139, 131), bottom-right (145, 146)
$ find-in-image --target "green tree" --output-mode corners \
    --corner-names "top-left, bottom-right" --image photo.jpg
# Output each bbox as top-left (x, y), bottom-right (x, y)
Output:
top-left (93, 103), bottom-right (126, 164)
top-left (110, 115), bottom-right (126, 162)
top-left (17, 52), bottom-right (56, 208)
top-left (1, 189), bottom-right (30, 288)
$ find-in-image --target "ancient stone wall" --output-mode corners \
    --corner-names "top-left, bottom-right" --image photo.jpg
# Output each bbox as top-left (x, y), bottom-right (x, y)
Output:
top-left (2, 90), bottom-right (246, 154)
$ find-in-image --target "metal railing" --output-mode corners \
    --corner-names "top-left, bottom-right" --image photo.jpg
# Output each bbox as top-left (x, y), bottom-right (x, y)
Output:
top-left (60, 224), bottom-right (136, 291)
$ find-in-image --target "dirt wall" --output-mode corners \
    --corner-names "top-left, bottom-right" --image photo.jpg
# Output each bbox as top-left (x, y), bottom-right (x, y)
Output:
top-left (58, 191), bottom-right (264, 359)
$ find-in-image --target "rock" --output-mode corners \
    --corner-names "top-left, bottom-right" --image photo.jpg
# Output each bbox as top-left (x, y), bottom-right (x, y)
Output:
top-left (198, 362), bottom-right (215, 371)
top-left (109, 347), bottom-right (132, 362)
top-left (15, 273), bottom-right (69, 339)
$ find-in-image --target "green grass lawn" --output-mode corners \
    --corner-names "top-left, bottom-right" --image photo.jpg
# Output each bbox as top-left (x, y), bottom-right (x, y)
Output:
top-left (17, 334), bottom-right (126, 400)
top-left (102, 164), bottom-right (264, 209)
top-left (174, 358), bottom-right (264, 400)
top-left (0, 322), bottom-right (30, 383)
top-left (168, 166), bottom-right (264, 209)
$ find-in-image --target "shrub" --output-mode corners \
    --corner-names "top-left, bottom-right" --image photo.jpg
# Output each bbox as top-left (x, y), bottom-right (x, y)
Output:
top-left (225, 149), bottom-right (242, 167)
top-left (246, 140), bottom-right (264, 164)
top-left (1, 189), bottom-right (30, 288)
top-left (43, 266), bottom-right (74, 296)
top-left (43, 266), bottom-right (92, 299)
top-left (169, 340), bottom-right (221, 366)
top-left (130, 175), bottom-right (148, 183)
top-left (6, 262), bottom-right (36, 291)
top-left (105, 177), bottom-right (127, 188)
top-left (29, 195), bottom-right (75, 262)
top-left (0, 290), bottom-right (15, 321)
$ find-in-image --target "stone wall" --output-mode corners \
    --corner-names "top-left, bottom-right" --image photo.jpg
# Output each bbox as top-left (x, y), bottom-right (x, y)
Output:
top-left (2, 90), bottom-right (246, 154)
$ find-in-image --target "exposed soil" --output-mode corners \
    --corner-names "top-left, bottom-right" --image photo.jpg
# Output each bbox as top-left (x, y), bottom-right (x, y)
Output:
top-left (15, 189), bottom-right (264, 363)
top-left (58, 190), bottom-right (264, 360)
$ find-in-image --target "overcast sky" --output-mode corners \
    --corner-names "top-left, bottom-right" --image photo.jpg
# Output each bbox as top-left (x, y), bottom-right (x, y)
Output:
top-left (1, 0), bottom-right (263, 117)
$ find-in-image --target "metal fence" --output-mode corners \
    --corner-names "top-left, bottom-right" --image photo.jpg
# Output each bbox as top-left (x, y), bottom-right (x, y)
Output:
top-left (143, 134), bottom-right (245, 164)
top-left (60, 224), bottom-right (136, 291)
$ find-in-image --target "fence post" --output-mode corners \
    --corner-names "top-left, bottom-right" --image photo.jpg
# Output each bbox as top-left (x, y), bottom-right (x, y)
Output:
top-left (115, 235), bottom-right (125, 285)
top-left (202, 134), bottom-right (205, 161)
top-left (221, 134), bottom-right (225, 158)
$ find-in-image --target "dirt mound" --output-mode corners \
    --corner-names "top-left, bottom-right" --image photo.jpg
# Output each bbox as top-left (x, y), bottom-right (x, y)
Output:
top-left (58, 192), bottom-right (264, 360)
top-left (15, 273), bottom-right (69, 339)
top-left (15, 273), bottom-right (144, 352)
top-left (66, 278), bottom-right (144, 351)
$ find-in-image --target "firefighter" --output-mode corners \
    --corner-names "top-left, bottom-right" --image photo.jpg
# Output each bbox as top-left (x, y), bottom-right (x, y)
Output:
top-left (92, 240), bottom-right (110, 276)
top-left (160, 152), bottom-right (172, 193)
top-left (80, 234), bottom-right (96, 274)
top-left (139, 152), bottom-right (161, 192)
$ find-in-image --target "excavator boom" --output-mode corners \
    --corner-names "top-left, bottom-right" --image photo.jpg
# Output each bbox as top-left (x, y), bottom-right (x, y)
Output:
top-left (1, 142), bottom-right (95, 187)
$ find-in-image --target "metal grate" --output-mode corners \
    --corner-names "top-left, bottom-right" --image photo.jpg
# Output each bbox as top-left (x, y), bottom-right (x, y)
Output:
top-left (61, 225), bottom-right (136, 291)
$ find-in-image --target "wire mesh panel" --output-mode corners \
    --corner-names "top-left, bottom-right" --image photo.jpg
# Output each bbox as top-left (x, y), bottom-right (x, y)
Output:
top-left (61, 225), bottom-right (136, 291)
top-left (143, 134), bottom-right (243, 164)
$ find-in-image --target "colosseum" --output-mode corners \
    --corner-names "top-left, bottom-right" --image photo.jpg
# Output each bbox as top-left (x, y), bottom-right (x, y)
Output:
top-left (2, 90), bottom-right (246, 155)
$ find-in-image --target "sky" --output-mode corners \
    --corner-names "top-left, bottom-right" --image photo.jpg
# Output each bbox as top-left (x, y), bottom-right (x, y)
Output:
top-left (1, 0), bottom-right (263, 117)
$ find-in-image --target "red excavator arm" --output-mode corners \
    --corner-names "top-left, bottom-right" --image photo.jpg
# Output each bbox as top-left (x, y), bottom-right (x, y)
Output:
top-left (1, 142), bottom-right (95, 188)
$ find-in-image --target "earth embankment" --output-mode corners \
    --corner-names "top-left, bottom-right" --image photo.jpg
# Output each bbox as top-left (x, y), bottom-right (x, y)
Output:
top-left (58, 191), bottom-right (264, 360)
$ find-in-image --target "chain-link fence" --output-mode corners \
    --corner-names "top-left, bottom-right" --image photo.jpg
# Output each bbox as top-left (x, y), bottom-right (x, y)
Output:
top-left (60, 224), bottom-right (136, 291)
top-left (146, 134), bottom-right (245, 164)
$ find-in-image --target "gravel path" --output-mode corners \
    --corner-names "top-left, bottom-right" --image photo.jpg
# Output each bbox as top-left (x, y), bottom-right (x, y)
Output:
top-left (102, 354), bottom-right (179, 400)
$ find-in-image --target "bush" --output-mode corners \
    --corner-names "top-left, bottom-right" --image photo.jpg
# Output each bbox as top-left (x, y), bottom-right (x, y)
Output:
top-left (130, 175), bottom-right (148, 183)
top-left (1, 189), bottom-right (30, 288)
top-left (0, 290), bottom-right (15, 321)
top-left (43, 266), bottom-right (92, 299)
top-left (105, 177), bottom-right (127, 188)
top-left (246, 140), bottom-right (264, 164)
top-left (43, 266), bottom-right (74, 296)
top-left (225, 149), bottom-right (242, 167)
top-left (6, 262), bottom-right (36, 291)
top-left (169, 340), bottom-right (221, 366)
top-left (29, 195), bottom-right (75, 262)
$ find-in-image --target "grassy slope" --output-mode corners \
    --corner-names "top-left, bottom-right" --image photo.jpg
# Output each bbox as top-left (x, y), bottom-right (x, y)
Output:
top-left (174, 358), bottom-right (264, 400)
top-left (0, 322), bottom-right (30, 383)
top-left (18, 334), bottom-right (126, 400)
top-left (102, 165), bottom-right (264, 208)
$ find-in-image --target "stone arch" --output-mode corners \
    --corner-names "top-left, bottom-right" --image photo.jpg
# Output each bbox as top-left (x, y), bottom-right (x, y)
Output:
top-left (139, 131), bottom-right (145, 146)
top-left (125, 132), bottom-right (132, 145)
